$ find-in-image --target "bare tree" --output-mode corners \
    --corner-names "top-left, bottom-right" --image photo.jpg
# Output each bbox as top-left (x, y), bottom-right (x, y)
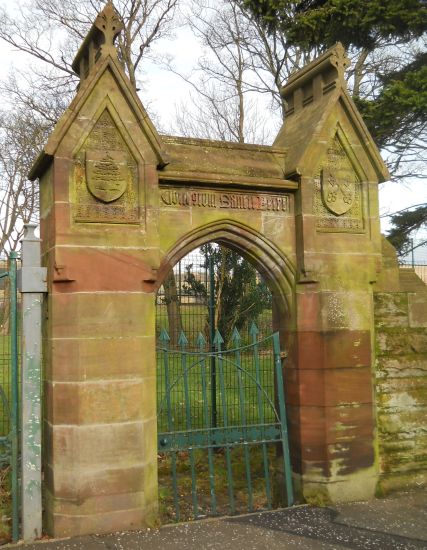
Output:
top-left (0, 109), bottom-right (49, 254)
top-left (170, 0), bottom-right (317, 143)
top-left (171, 0), bottom-right (425, 191)
top-left (346, 39), bottom-right (427, 183)
top-left (162, 270), bottom-right (183, 346)
top-left (171, 1), bottom-right (267, 143)
top-left (0, 0), bottom-right (180, 90)
top-left (0, 0), bottom-right (181, 255)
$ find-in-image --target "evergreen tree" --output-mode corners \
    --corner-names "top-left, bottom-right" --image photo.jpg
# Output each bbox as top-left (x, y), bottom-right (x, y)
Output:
top-left (239, 0), bottom-right (426, 50)
top-left (238, 0), bottom-right (427, 252)
top-left (184, 244), bottom-right (271, 345)
top-left (387, 205), bottom-right (427, 256)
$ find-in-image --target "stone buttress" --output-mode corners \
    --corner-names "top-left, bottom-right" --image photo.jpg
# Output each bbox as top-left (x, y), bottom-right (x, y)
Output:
top-left (274, 45), bottom-right (389, 503)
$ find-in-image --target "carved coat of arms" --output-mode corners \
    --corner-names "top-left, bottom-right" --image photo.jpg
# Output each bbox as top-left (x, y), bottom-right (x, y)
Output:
top-left (321, 165), bottom-right (356, 216)
top-left (86, 150), bottom-right (128, 203)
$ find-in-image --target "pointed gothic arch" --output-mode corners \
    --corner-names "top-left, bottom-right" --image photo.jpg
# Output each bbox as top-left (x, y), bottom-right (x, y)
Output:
top-left (157, 219), bottom-right (297, 323)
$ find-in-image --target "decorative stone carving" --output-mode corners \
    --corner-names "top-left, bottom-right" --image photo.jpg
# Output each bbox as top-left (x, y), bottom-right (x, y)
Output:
top-left (86, 150), bottom-right (128, 203)
top-left (314, 134), bottom-right (364, 232)
top-left (321, 164), bottom-right (355, 216)
top-left (74, 109), bottom-right (140, 224)
top-left (160, 187), bottom-right (291, 213)
top-left (94, 1), bottom-right (124, 50)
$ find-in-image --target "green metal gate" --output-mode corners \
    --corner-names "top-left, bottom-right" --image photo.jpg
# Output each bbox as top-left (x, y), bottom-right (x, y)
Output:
top-left (157, 324), bottom-right (293, 522)
top-left (0, 252), bottom-right (19, 542)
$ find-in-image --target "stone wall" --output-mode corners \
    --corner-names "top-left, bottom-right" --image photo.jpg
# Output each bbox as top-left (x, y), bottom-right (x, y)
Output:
top-left (374, 240), bottom-right (427, 493)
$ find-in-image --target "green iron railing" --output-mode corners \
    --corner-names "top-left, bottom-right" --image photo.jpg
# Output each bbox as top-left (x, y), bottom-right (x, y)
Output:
top-left (157, 324), bottom-right (293, 522)
top-left (0, 252), bottom-right (20, 542)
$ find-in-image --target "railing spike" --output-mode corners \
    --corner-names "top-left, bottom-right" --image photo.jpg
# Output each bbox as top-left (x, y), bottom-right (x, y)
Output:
top-left (249, 321), bottom-right (260, 338)
top-left (178, 330), bottom-right (189, 347)
top-left (213, 329), bottom-right (224, 346)
top-left (231, 327), bottom-right (241, 344)
top-left (196, 332), bottom-right (207, 348)
top-left (159, 328), bottom-right (170, 343)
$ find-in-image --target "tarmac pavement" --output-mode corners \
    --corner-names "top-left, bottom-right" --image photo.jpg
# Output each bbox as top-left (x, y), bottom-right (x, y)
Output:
top-left (5, 490), bottom-right (427, 550)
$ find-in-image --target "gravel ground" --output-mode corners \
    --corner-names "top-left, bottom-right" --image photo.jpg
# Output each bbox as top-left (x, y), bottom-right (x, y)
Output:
top-left (5, 491), bottom-right (427, 550)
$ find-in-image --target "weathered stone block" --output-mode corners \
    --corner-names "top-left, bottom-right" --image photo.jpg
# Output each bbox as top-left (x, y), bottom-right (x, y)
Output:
top-left (374, 292), bottom-right (408, 327)
top-left (375, 376), bottom-right (427, 405)
top-left (377, 406), bottom-right (427, 435)
top-left (47, 335), bottom-right (155, 381)
top-left (49, 292), bottom-right (155, 339)
top-left (45, 499), bottom-right (157, 538)
top-left (324, 330), bottom-right (371, 369)
top-left (291, 367), bottom-right (373, 407)
top-left (50, 247), bottom-right (159, 292)
top-left (408, 292), bottom-right (427, 328)
top-left (376, 328), bottom-right (427, 356)
top-left (296, 292), bottom-right (322, 332)
top-left (375, 354), bottom-right (427, 379)
top-left (44, 464), bottom-right (146, 501)
top-left (46, 422), bottom-right (147, 470)
top-left (45, 379), bottom-right (149, 424)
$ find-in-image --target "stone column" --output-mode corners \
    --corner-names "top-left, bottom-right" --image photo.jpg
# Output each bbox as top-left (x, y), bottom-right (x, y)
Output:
top-left (290, 172), bottom-right (379, 504)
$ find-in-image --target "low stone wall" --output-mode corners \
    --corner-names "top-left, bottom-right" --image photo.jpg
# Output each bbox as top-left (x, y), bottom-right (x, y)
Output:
top-left (374, 269), bottom-right (427, 493)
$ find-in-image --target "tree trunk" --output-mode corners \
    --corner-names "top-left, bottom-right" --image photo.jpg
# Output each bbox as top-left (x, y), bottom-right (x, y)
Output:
top-left (163, 270), bottom-right (182, 347)
top-left (0, 278), bottom-right (10, 336)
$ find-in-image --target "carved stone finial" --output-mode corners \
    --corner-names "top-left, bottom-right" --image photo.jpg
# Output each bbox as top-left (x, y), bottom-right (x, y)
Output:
top-left (279, 42), bottom-right (351, 116)
top-left (72, 1), bottom-right (124, 81)
top-left (94, 1), bottom-right (124, 52)
top-left (330, 42), bottom-right (351, 80)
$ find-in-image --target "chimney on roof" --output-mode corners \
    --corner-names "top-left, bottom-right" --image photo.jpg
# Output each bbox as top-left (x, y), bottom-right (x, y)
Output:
top-left (71, 1), bottom-right (124, 82)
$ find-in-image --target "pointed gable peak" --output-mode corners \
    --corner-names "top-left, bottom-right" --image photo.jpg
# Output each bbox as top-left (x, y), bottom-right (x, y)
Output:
top-left (72, 1), bottom-right (124, 82)
top-left (281, 43), bottom-right (350, 117)
top-left (274, 44), bottom-right (389, 182)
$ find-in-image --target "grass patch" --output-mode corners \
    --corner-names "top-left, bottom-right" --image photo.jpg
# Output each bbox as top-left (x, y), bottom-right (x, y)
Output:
top-left (158, 445), bottom-right (287, 522)
top-left (0, 467), bottom-right (11, 544)
top-left (156, 330), bottom-right (288, 523)
top-left (157, 348), bottom-right (276, 433)
top-left (0, 334), bottom-right (12, 439)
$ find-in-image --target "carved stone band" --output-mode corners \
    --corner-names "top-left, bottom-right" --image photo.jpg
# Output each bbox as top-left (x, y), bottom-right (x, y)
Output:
top-left (160, 188), bottom-right (291, 213)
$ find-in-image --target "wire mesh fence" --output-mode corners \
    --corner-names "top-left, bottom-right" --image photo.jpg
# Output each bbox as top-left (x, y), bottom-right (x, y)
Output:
top-left (0, 260), bottom-right (14, 440)
top-left (156, 329), bottom-right (293, 522)
top-left (155, 247), bottom-right (273, 350)
top-left (0, 254), bottom-right (20, 543)
top-left (399, 239), bottom-right (427, 284)
top-left (157, 328), bottom-right (276, 434)
top-left (155, 247), bottom-right (289, 522)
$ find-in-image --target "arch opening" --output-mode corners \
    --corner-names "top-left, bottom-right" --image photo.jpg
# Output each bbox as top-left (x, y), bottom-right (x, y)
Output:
top-left (155, 225), bottom-right (296, 522)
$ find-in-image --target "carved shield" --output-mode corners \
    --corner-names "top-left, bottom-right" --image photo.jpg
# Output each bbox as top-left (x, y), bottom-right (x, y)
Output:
top-left (321, 166), bottom-right (356, 215)
top-left (86, 150), bottom-right (128, 203)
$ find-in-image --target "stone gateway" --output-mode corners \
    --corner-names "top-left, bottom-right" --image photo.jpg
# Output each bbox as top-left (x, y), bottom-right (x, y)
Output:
top-left (29, 1), bottom-right (427, 539)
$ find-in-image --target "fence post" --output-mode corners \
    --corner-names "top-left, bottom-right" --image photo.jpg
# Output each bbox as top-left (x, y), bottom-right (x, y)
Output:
top-left (18, 224), bottom-right (47, 541)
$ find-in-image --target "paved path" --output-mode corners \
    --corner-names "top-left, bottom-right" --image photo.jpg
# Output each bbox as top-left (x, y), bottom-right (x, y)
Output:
top-left (6, 491), bottom-right (427, 550)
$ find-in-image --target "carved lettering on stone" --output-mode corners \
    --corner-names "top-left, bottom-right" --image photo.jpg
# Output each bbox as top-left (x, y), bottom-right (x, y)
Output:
top-left (74, 109), bottom-right (140, 224)
top-left (160, 188), bottom-right (291, 213)
top-left (314, 134), bottom-right (364, 232)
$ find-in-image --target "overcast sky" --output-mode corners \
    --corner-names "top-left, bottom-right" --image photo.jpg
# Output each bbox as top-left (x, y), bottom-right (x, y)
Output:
top-left (0, 0), bottom-right (425, 239)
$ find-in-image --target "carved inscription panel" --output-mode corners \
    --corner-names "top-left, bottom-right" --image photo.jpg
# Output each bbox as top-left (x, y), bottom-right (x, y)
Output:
top-left (314, 134), bottom-right (364, 232)
top-left (160, 188), bottom-right (291, 213)
top-left (74, 109), bottom-right (140, 224)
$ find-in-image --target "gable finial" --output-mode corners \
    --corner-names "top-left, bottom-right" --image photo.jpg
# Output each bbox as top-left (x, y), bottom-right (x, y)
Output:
top-left (94, 1), bottom-right (124, 54)
top-left (280, 42), bottom-right (350, 117)
top-left (329, 42), bottom-right (351, 81)
top-left (72, 1), bottom-right (124, 82)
